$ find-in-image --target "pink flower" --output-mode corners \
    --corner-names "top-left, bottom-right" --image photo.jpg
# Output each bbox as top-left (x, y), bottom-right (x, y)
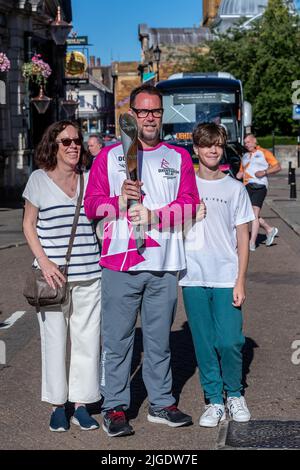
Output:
top-left (22, 54), bottom-right (52, 85)
top-left (0, 52), bottom-right (11, 72)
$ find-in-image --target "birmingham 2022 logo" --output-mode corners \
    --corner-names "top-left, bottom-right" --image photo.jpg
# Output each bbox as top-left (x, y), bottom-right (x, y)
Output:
top-left (158, 158), bottom-right (179, 179)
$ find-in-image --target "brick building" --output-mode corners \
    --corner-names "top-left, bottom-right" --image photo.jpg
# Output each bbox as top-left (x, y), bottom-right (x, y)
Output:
top-left (111, 61), bottom-right (140, 137)
top-left (138, 23), bottom-right (212, 84)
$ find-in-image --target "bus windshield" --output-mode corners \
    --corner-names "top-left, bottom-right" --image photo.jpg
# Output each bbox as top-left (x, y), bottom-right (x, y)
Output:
top-left (162, 89), bottom-right (239, 143)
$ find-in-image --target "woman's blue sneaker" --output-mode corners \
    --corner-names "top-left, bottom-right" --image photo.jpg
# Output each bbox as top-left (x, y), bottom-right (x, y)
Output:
top-left (49, 407), bottom-right (69, 432)
top-left (72, 406), bottom-right (99, 430)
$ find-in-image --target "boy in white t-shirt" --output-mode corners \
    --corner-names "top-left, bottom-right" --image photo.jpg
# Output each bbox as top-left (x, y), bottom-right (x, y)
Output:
top-left (179, 123), bottom-right (255, 427)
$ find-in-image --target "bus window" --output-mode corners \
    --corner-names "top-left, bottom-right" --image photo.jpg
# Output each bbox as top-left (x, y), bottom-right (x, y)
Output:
top-left (162, 90), bottom-right (239, 143)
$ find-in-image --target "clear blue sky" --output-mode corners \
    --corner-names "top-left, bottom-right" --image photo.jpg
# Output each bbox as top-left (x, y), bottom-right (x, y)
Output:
top-left (71, 0), bottom-right (203, 65)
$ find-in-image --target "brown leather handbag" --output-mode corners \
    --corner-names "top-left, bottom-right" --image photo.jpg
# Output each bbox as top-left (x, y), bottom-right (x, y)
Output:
top-left (23, 173), bottom-right (84, 308)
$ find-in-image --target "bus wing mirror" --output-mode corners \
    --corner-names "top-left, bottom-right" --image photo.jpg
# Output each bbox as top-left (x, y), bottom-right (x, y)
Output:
top-left (243, 101), bottom-right (252, 128)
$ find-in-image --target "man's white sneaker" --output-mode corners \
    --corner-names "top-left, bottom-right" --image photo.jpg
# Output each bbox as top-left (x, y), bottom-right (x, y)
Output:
top-left (249, 242), bottom-right (256, 252)
top-left (227, 396), bottom-right (251, 422)
top-left (199, 404), bottom-right (225, 427)
top-left (266, 227), bottom-right (278, 246)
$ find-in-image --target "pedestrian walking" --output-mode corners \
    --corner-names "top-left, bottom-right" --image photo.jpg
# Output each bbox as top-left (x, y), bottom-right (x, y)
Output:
top-left (236, 134), bottom-right (281, 251)
top-left (22, 120), bottom-right (102, 432)
top-left (84, 84), bottom-right (199, 437)
top-left (180, 123), bottom-right (255, 427)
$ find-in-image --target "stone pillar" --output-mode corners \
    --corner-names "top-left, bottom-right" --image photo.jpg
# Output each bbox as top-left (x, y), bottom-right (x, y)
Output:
top-left (3, 13), bottom-right (31, 197)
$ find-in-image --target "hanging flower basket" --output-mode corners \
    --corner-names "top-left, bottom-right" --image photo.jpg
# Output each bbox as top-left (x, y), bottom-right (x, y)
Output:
top-left (22, 54), bottom-right (52, 86)
top-left (0, 52), bottom-right (11, 72)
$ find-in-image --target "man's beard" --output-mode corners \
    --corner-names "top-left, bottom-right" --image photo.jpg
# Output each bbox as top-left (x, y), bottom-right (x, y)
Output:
top-left (139, 126), bottom-right (160, 145)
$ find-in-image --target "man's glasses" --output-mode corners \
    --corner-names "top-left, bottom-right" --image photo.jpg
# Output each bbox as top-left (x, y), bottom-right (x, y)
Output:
top-left (131, 107), bottom-right (164, 118)
top-left (56, 138), bottom-right (82, 147)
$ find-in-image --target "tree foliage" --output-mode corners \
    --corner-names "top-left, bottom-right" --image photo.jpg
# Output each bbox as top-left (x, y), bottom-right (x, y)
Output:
top-left (182, 0), bottom-right (300, 135)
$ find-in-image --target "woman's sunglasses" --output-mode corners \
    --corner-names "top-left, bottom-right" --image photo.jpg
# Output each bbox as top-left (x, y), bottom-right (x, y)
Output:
top-left (56, 138), bottom-right (82, 147)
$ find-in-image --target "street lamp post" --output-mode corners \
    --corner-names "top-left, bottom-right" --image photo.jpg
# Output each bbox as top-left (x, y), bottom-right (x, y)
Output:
top-left (60, 91), bottom-right (79, 118)
top-left (153, 45), bottom-right (161, 83)
top-left (137, 64), bottom-right (145, 83)
top-left (50, 6), bottom-right (73, 120)
top-left (23, 6), bottom-right (72, 174)
top-left (31, 86), bottom-right (52, 114)
top-left (50, 7), bottom-right (73, 46)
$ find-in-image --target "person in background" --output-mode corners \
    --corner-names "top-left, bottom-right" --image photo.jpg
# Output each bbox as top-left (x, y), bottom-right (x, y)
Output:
top-left (87, 134), bottom-right (103, 169)
top-left (23, 120), bottom-right (102, 432)
top-left (236, 134), bottom-right (281, 251)
top-left (180, 123), bottom-right (255, 427)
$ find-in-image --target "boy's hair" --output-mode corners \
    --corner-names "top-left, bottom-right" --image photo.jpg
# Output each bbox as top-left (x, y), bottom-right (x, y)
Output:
top-left (130, 84), bottom-right (162, 108)
top-left (193, 122), bottom-right (227, 147)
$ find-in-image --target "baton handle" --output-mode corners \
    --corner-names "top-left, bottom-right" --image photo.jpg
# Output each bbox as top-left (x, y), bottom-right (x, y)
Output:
top-left (129, 199), bottom-right (144, 251)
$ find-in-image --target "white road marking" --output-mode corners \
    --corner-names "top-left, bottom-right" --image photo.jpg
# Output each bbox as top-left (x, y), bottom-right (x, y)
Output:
top-left (0, 311), bottom-right (26, 330)
top-left (0, 340), bottom-right (6, 364)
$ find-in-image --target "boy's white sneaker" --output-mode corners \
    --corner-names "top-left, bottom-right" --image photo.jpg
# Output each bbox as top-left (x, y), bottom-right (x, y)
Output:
top-left (227, 396), bottom-right (251, 422)
top-left (199, 404), bottom-right (225, 427)
top-left (249, 242), bottom-right (256, 252)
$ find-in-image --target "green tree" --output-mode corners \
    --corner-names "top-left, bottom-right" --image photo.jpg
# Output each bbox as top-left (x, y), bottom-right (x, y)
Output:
top-left (182, 0), bottom-right (300, 135)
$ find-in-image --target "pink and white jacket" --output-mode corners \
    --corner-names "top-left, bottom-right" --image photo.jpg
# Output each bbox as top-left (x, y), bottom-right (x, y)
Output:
top-left (84, 142), bottom-right (199, 272)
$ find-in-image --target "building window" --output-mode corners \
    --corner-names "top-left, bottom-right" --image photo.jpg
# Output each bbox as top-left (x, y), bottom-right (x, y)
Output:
top-left (79, 96), bottom-right (85, 108)
top-left (93, 95), bottom-right (97, 109)
top-left (90, 118), bottom-right (100, 132)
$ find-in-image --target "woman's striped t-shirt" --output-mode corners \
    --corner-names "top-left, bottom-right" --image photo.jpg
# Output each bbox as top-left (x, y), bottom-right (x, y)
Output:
top-left (23, 169), bottom-right (101, 281)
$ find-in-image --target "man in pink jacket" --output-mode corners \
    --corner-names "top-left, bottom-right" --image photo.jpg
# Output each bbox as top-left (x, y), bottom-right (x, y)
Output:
top-left (85, 84), bottom-right (199, 437)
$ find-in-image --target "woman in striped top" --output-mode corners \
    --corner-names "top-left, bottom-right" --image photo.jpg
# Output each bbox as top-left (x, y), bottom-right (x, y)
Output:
top-left (23, 120), bottom-right (101, 432)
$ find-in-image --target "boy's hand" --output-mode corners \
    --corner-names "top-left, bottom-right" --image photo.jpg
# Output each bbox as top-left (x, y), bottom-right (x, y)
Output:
top-left (232, 280), bottom-right (246, 307)
top-left (196, 200), bottom-right (207, 222)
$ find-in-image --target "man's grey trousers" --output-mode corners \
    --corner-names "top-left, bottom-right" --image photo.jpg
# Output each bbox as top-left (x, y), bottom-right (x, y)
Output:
top-left (100, 268), bottom-right (178, 412)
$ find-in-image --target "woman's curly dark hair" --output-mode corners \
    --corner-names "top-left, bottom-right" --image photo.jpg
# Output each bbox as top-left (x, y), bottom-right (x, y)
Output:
top-left (34, 120), bottom-right (88, 172)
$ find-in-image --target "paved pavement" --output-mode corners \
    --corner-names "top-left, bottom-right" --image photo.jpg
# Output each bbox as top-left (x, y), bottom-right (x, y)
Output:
top-left (265, 170), bottom-right (300, 236)
top-left (0, 208), bottom-right (25, 249)
top-left (0, 171), bottom-right (299, 451)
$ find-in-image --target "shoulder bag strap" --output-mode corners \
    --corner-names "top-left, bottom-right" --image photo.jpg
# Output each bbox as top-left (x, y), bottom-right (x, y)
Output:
top-left (65, 173), bottom-right (84, 266)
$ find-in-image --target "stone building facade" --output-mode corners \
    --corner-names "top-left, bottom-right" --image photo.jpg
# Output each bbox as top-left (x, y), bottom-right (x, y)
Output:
top-left (202, 0), bottom-right (222, 26)
top-left (111, 20), bottom-right (213, 138)
top-left (73, 56), bottom-right (114, 138)
top-left (111, 61), bottom-right (140, 137)
top-left (0, 0), bottom-right (71, 201)
top-left (76, 75), bottom-right (114, 138)
top-left (138, 23), bottom-right (212, 84)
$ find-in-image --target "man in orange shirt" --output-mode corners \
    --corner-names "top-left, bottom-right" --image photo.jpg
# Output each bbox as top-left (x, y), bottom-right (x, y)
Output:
top-left (236, 134), bottom-right (281, 251)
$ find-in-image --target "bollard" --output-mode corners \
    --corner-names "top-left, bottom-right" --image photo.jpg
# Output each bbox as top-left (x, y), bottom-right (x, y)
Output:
top-left (290, 168), bottom-right (297, 199)
top-left (288, 161), bottom-right (292, 185)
